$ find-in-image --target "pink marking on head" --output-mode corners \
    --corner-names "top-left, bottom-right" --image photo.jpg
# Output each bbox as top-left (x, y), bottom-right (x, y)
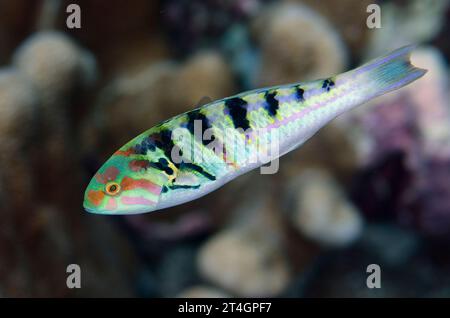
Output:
top-left (121, 176), bottom-right (161, 195)
top-left (135, 179), bottom-right (161, 195)
top-left (121, 196), bottom-right (155, 206)
top-left (96, 166), bottom-right (120, 184)
top-left (106, 197), bottom-right (118, 210)
top-left (114, 148), bottom-right (134, 157)
top-left (129, 160), bottom-right (150, 172)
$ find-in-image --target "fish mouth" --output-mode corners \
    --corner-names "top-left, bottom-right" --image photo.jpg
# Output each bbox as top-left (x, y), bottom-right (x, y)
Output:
top-left (83, 205), bottom-right (118, 215)
top-left (83, 199), bottom-right (160, 215)
top-left (83, 203), bottom-right (98, 214)
top-left (83, 202), bottom-right (117, 215)
top-left (83, 198), bottom-right (107, 214)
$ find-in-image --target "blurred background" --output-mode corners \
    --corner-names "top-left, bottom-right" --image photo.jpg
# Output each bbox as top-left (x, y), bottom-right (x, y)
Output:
top-left (0, 0), bottom-right (449, 297)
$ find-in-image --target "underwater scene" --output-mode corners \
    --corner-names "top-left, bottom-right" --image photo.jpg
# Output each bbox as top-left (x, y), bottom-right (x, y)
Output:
top-left (0, 0), bottom-right (449, 298)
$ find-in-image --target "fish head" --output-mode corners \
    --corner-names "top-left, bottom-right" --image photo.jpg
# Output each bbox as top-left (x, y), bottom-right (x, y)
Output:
top-left (83, 146), bottom-right (168, 215)
top-left (83, 127), bottom-right (219, 215)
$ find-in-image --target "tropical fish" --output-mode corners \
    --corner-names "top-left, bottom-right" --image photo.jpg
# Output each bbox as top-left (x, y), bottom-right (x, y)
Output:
top-left (83, 46), bottom-right (426, 215)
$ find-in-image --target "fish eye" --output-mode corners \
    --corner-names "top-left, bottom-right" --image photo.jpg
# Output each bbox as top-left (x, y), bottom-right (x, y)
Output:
top-left (105, 182), bottom-right (121, 196)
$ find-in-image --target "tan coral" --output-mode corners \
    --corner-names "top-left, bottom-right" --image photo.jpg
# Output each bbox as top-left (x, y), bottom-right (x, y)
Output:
top-left (198, 227), bottom-right (291, 297)
top-left (0, 68), bottom-right (37, 214)
top-left (170, 51), bottom-right (236, 113)
top-left (197, 181), bottom-right (291, 297)
top-left (13, 31), bottom-right (96, 113)
top-left (254, 3), bottom-right (347, 86)
top-left (284, 168), bottom-right (363, 247)
top-left (0, 68), bottom-right (37, 146)
top-left (89, 51), bottom-right (236, 155)
top-left (287, 0), bottom-right (373, 56)
top-left (11, 31), bottom-right (97, 206)
top-left (89, 62), bottom-right (177, 152)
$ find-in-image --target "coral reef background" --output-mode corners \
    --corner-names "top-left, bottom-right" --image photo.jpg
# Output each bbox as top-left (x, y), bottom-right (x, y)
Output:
top-left (0, 0), bottom-right (449, 297)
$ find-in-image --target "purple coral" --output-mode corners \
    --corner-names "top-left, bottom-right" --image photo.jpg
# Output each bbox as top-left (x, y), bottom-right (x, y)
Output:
top-left (351, 48), bottom-right (450, 237)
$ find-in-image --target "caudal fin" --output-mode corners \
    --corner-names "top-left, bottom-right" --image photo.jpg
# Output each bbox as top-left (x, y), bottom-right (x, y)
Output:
top-left (349, 45), bottom-right (427, 99)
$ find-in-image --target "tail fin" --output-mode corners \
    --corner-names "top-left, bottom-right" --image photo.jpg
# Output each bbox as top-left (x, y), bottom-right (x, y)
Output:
top-left (347, 45), bottom-right (427, 100)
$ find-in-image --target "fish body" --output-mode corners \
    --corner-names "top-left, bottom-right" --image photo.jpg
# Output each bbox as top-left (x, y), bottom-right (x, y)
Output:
top-left (84, 46), bottom-right (426, 215)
